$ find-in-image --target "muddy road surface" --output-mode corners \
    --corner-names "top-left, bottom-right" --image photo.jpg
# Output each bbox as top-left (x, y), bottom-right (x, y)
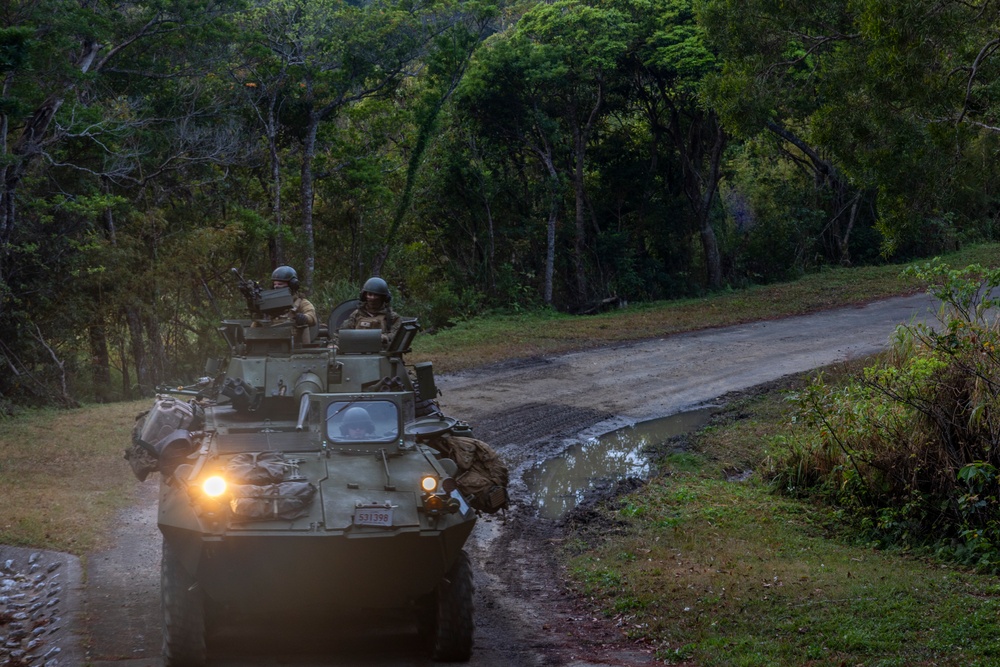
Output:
top-left (84, 293), bottom-right (940, 667)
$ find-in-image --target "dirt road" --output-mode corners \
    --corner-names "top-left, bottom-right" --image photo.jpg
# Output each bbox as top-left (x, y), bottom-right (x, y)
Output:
top-left (84, 293), bottom-right (940, 666)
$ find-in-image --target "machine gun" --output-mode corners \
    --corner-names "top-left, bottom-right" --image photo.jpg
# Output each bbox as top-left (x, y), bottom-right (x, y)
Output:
top-left (156, 376), bottom-right (216, 398)
top-left (155, 358), bottom-right (227, 399)
top-left (231, 267), bottom-right (294, 319)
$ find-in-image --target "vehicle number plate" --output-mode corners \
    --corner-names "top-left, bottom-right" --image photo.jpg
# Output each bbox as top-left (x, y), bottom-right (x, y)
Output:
top-left (354, 508), bottom-right (393, 527)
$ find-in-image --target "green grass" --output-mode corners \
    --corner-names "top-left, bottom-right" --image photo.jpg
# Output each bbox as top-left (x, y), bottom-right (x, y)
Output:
top-left (0, 399), bottom-right (148, 554)
top-left (563, 363), bottom-right (1000, 666)
top-left (568, 477), bottom-right (1000, 665)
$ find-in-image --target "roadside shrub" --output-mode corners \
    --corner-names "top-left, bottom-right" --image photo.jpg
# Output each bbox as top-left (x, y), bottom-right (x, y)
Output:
top-left (770, 260), bottom-right (1000, 570)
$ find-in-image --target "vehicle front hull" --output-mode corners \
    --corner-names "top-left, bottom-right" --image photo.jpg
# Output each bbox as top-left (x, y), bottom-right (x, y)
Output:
top-left (160, 519), bottom-right (475, 611)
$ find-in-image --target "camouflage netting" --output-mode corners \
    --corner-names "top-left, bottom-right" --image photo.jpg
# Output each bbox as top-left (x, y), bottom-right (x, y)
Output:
top-left (225, 451), bottom-right (316, 521)
top-left (430, 434), bottom-right (509, 514)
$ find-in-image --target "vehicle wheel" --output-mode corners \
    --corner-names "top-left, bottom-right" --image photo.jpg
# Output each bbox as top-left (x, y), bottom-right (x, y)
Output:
top-left (412, 378), bottom-right (442, 419)
top-left (414, 395), bottom-right (442, 419)
top-left (428, 549), bottom-right (474, 662)
top-left (161, 539), bottom-right (206, 667)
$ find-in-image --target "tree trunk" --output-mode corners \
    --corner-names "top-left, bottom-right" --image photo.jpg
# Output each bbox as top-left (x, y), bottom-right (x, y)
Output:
top-left (31, 323), bottom-right (78, 408)
top-left (534, 147), bottom-right (560, 306)
top-left (672, 108), bottom-right (725, 289)
top-left (0, 73), bottom-right (10, 273)
top-left (126, 307), bottom-right (150, 397)
top-left (569, 89), bottom-right (603, 304)
top-left (89, 323), bottom-right (112, 403)
top-left (145, 311), bottom-right (165, 390)
top-left (832, 191), bottom-right (860, 265)
top-left (118, 336), bottom-right (131, 400)
top-left (485, 196), bottom-right (497, 295)
top-left (268, 98), bottom-right (284, 266)
top-left (354, 210), bottom-right (364, 283)
top-left (697, 115), bottom-right (726, 289)
top-left (546, 196), bottom-right (557, 306)
top-left (572, 123), bottom-right (588, 303)
top-left (700, 224), bottom-right (722, 289)
top-left (300, 114), bottom-right (320, 292)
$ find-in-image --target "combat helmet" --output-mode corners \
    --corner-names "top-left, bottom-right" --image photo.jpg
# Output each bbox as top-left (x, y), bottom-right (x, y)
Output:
top-left (341, 406), bottom-right (375, 436)
top-left (361, 276), bottom-right (391, 302)
top-left (271, 266), bottom-right (299, 291)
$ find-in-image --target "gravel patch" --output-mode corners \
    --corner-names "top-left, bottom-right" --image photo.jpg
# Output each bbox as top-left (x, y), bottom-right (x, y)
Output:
top-left (0, 547), bottom-right (84, 667)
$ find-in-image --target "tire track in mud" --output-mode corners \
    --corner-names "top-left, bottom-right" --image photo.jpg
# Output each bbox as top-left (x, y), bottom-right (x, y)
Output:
top-left (473, 403), bottom-right (610, 448)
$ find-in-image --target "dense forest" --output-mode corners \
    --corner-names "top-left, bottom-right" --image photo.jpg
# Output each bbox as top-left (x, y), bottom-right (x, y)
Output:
top-left (2, 0), bottom-right (999, 411)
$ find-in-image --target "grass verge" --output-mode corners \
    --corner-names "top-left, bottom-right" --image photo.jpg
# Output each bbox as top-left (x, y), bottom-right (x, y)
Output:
top-left (409, 244), bottom-right (1000, 373)
top-left (0, 399), bottom-right (148, 554)
top-left (563, 363), bottom-right (1000, 666)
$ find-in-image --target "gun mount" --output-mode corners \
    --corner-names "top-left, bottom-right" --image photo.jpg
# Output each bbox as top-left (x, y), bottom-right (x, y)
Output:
top-left (231, 267), bottom-right (294, 319)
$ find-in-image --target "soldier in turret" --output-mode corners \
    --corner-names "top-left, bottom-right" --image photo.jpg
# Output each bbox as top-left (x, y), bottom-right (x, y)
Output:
top-left (341, 277), bottom-right (401, 348)
top-left (269, 265), bottom-right (317, 344)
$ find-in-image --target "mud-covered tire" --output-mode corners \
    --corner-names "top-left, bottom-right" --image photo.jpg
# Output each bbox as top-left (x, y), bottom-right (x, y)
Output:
top-left (411, 377), bottom-right (443, 419)
top-left (428, 550), bottom-right (475, 662)
top-left (414, 396), bottom-right (442, 419)
top-left (161, 539), bottom-right (206, 667)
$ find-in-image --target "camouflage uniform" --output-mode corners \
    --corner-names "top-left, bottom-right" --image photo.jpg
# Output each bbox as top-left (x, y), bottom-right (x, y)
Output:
top-left (253, 295), bottom-right (317, 344)
top-left (342, 302), bottom-right (401, 347)
top-left (247, 266), bottom-right (317, 345)
top-left (287, 295), bottom-right (317, 344)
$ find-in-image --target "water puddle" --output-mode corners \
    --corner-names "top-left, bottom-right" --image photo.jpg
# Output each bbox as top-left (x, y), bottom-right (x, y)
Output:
top-left (524, 408), bottom-right (716, 520)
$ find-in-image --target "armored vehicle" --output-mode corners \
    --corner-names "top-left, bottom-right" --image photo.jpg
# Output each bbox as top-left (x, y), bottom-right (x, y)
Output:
top-left (130, 273), bottom-right (484, 666)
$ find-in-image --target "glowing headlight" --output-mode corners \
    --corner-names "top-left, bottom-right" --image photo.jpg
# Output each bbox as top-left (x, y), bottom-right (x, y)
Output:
top-left (420, 476), bottom-right (438, 493)
top-left (202, 475), bottom-right (228, 497)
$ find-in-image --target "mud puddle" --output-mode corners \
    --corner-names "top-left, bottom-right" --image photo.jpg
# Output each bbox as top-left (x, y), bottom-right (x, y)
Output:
top-left (523, 407), bottom-right (716, 519)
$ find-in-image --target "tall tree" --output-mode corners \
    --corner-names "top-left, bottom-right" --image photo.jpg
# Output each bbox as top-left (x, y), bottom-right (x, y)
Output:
top-left (235, 0), bottom-right (465, 290)
top-left (0, 0), bottom-right (245, 406)
top-left (371, 5), bottom-right (498, 277)
top-left (459, 0), bottom-right (631, 305)
top-left (620, 0), bottom-right (725, 286)
top-left (516, 0), bottom-right (632, 303)
top-left (698, 0), bottom-right (1000, 255)
top-left (459, 24), bottom-right (564, 304)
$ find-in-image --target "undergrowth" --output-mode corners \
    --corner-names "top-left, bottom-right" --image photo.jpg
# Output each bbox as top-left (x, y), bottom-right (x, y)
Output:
top-left (772, 260), bottom-right (1000, 571)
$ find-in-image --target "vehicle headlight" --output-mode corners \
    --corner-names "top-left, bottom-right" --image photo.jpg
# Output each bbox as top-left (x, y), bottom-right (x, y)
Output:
top-left (202, 475), bottom-right (228, 497)
top-left (420, 476), bottom-right (438, 493)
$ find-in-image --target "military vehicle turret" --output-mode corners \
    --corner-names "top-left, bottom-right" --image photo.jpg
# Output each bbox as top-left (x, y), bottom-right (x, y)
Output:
top-left (128, 270), bottom-right (490, 666)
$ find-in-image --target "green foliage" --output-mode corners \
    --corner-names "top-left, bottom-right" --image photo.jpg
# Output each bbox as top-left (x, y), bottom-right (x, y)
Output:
top-left (8, 0), bottom-right (1000, 412)
top-left (771, 260), bottom-right (1000, 569)
top-left (700, 0), bottom-right (1000, 256)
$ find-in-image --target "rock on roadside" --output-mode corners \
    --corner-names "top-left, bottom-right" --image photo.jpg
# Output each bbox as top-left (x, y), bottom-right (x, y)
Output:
top-left (0, 546), bottom-right (85, 667)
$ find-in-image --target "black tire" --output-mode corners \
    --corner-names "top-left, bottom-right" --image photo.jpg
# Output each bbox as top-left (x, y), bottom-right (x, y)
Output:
top-left (411, 377), bottom-right (443, 419)
top-left (161, 539), bottom-right (207, 667)
top-left (428, 550), bottom-right (475, 662)
top-left (414, 396), bottom-right (442, 419)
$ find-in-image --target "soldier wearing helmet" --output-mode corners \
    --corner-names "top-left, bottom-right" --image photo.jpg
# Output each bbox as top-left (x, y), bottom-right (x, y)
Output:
top-left (341, 276), bottom-right (401, 348)
top-left (269, 265), bottom-right (317, 344)
top-left (340, 406), bottom-right (376, 439)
